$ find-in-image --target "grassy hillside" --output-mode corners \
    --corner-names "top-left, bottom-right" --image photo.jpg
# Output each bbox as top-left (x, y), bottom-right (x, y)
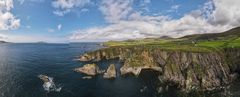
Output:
top-left (181, 27), bottom-right (240, 41)
top-left (104, 27), bottom-right (240, 52)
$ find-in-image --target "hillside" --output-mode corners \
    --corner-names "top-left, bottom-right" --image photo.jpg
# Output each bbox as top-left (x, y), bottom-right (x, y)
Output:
top-left (0, 40), bottom-right (8, 43)
top-left (104, 27), bottom-right (240, 51)
top-left (181, 27), bottom-right (240, 41)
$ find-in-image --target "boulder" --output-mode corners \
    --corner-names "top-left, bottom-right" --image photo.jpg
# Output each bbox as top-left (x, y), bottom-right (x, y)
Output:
top-left (103, 64), bottom-right (117, 79)
top-left (38, 75), bottom-right (62, 92)
top-left (38, 74), bottom-right (50, 83)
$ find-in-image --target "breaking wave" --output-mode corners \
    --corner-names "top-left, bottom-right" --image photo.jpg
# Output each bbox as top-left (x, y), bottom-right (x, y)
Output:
top-left (39, 75), bottom-right (62, 92)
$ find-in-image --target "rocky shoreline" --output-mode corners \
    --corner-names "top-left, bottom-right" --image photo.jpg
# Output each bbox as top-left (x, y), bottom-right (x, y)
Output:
top-left (76, 46), bottom-right (240, 92)
top-left (74, 63), bottom-right (118, 79)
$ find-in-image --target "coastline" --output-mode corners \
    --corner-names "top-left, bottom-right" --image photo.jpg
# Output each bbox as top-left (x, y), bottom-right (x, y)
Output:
top-left (77, 45), bottom-right (240, 92)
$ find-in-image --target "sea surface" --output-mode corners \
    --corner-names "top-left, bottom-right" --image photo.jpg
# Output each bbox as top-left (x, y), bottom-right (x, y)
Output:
top-left (0, 43), bottom-right (240, 97)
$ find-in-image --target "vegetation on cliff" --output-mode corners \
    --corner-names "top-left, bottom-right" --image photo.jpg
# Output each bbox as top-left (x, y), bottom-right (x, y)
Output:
top-left (77, 27), bottom-right (240, 92)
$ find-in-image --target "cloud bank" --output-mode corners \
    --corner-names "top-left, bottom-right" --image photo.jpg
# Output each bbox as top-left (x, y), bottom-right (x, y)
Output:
top-left (70, 0), bottom-right (240, 42)
top-left (0, 0), bottom-right (20, 30)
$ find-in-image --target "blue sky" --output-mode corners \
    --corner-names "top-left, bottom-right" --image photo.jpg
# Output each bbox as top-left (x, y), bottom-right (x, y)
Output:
top-left (0, 0), bottom-right (239, 43)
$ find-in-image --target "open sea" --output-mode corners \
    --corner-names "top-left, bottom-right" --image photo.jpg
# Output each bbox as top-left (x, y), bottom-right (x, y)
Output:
top-left (0, 43), bottom-right (240, 97)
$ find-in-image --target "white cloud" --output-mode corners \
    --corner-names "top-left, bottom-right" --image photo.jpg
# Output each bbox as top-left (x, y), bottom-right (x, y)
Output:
top-left (0, 0), bottom-right (20, 30)
top-left (139, 0), bottom-right (151, 12)
top-left (99, 0), bottom-right (134, 23)
top-left (166, 5), bottom-right (180, 13)
top-left (17, 0), bottom-right (45, 5)
top-left (52, 0), bottom-right (92, 16)
top-left (70, 0), bottom-right (240, 42)
top-left (143, 0), bottom-right (151, 4)
top-left (0, 33), bottom-right (7, 40)
top-left (2, 34), bottom-right (67, 43)
top-left (171, 5), bottom-right (180, 9)
top-left (208, 0), bottom-right (240, 27)
top-left (48, 24), bottom-right (62, 32)
top-left (172, 5), bottom-right (180, 10)
top-left (81, 8), bottom-right (89, 12)
top-left (57, 24), bottom-right (62, 30)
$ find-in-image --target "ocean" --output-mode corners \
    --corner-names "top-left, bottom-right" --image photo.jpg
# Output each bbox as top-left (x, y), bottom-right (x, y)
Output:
top-left (0, 43), bottom-right (160, 97)
top-left (0, 43), bottom-right (239, 97)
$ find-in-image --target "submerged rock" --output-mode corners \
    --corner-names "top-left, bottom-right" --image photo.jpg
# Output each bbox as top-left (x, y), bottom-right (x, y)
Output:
top-left (103, 64), bottom-right (117, 79)
top-left (38, 75), bottom-right (61, 92)
top-left (74, 63), bottom-right (104, 76)
top-left (82, 76), bottom-right (93, 79)
top-left (140, 86), bottom-right (147, 93)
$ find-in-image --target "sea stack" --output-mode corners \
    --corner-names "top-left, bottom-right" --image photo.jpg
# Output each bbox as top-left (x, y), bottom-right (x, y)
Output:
top-left (103, 64), bottom-right (117, 79)
top-left (74, 63), bottom-right (100, 76)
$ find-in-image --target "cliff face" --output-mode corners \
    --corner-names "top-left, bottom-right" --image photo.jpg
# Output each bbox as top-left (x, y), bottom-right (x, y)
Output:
top-left (224, 48), bottom-right (240, 73)
top-left (155, 51), bottom-right (230, 91)
top-left (79, 46), bottom-right (240, 92)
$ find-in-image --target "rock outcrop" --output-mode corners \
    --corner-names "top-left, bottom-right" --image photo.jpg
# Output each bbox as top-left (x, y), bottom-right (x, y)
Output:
top-left (74, 63), bottom-right (103, 76)
top-left (78, 46), bottom-right (240, 92)
top-left (120, 50), bottom-right (162, 76)
top-left (103, 64), bottom-right (117, 79)
top-left (38, 75), bottom-right (62, 92)
top-left (39, 75), bottom-right (50, 83)
top-left (79, 54), bottom-right (92, 61)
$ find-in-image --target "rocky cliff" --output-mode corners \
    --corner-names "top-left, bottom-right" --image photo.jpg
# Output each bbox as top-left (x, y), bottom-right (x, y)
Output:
top-left (78, 46), bottom-right (240, 92)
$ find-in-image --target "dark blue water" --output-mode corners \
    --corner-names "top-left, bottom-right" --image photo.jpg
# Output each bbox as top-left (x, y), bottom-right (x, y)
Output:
top-left (0, 43), bottom-right (160, 97)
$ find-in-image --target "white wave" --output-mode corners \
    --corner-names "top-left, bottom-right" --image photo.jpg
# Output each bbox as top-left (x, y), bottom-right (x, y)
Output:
top-left (39, 75), bottom-right (62, 92)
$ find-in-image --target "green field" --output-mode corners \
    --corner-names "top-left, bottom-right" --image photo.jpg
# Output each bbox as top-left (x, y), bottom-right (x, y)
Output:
top-left (104, 27), bottom-right (240, 52)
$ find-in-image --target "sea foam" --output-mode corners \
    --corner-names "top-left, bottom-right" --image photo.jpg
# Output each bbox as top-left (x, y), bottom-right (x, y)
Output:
top-left (39, 75), bottom-right (62, 92)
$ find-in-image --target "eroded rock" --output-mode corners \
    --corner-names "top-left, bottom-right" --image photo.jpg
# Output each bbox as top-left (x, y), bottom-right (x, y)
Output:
top-left (120, 50), bottom-right (162, 76)
top-left (79, 54), bottom-right (91, 61)
top-left (74, 63), bottom-right (105, 76)
top-left (103, 64), bottom-right (117, 79)
top-left (38, 75), bottom-right (61, 92)
top-left (74, 63), bottom-right (99, 76)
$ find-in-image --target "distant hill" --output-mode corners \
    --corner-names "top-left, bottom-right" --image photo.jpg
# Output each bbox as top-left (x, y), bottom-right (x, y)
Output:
top-left (0, 40), bottom-right (8, 43)
top-left (159, 36), bottom-right (173, 40)
top-left (181, 27), bottom-right (240, 41)
top-left (36, 41), bottom-right (48, 44)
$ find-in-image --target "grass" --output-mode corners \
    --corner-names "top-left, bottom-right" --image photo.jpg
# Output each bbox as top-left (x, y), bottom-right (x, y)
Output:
top-left (104, 39), bottom-right (171, 47)
top-left (104, 27), bottom-right (240, 52)
top-left (104, 37), bottom-right (240, 52)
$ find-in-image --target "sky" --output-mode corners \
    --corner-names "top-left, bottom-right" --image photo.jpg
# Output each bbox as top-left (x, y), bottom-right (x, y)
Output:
top-left (0, 0), bottom-right (240, 43)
